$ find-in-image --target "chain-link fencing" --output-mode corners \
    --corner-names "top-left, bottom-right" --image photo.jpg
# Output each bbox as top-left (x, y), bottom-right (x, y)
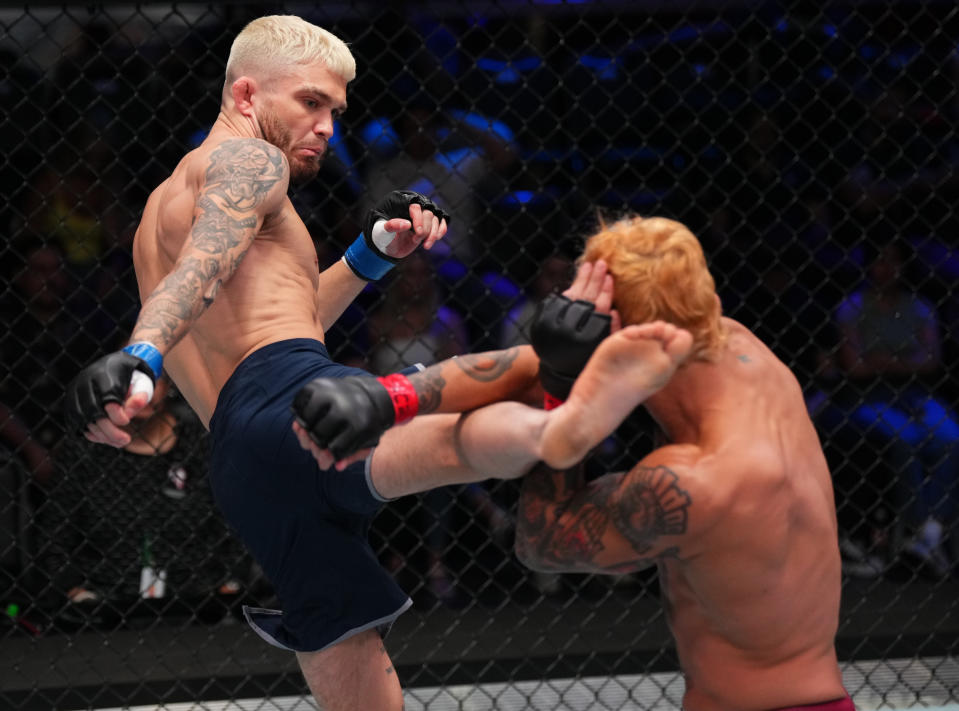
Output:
top-left (1, 1), bottom-right (958, 709)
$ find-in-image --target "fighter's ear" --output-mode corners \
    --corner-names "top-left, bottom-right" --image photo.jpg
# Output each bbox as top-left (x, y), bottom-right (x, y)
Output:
top-left (231, 76), bottom-right (257, 117)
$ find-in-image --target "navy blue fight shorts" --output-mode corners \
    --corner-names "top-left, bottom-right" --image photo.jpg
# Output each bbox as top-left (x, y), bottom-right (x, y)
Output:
top-left (208, 338), bottom-right (413, 652)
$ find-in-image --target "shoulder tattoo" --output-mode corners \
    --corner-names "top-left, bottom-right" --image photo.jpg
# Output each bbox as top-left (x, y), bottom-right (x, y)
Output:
top-left (205, 139), bottom-right (286, 211)
top-left (613, 465), bottom-right (691, 558)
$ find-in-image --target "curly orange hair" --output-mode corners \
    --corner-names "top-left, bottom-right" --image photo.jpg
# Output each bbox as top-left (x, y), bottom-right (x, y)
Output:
top-left (580, 215), bottom-right (726, 361)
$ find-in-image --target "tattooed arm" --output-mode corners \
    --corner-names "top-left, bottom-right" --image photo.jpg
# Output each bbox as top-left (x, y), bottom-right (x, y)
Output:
top-left (130, 138), bottom-right (288, 352)
top-left (515, 450), bottom-right (698, 574)
top-left (404, 345), bottom-right (542, 414)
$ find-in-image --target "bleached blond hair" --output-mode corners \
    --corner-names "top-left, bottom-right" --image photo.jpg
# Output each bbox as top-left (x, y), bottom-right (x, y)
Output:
top-left (225, 15), bottom-right (356, 86)
top-left (580, 215), bottom-right (727, 361)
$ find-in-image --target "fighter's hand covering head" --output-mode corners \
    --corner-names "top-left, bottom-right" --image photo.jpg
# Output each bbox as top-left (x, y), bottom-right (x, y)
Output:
top-left (292, 373), bottom-right (419, 463)
top-left (531, 294), bottom-right (611, 408)
top-left (343, 190), bottom-right (450, 281)
top-left (65, 343), bottom-right (162, 440)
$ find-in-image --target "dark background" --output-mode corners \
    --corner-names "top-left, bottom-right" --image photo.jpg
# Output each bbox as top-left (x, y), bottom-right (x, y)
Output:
top-left (1, 2), bottom-right (958, 709)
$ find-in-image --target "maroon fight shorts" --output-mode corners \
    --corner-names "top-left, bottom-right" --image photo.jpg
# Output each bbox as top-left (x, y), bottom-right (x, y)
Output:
top-left (773, 696), bottom-right (856, 711)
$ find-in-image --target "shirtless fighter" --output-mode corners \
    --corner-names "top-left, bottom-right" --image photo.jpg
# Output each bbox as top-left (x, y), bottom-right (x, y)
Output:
top-left (293, 216), bottom-right (853, 711)
top-left (59, 15), bottom-right (491, 711)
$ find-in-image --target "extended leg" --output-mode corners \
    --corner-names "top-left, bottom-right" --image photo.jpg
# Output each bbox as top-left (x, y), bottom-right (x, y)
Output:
top-left (370, 322), bottom-right (691, 499)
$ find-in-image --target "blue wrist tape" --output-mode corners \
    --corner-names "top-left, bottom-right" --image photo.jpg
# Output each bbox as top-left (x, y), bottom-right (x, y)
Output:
top-left (342, 233), bottom-right (395, 281)
top-left (122, 342), bottom-right (163, 380)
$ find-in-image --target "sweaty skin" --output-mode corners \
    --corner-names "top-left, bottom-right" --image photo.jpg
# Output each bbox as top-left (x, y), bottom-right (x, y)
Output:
top-left (516, 318), bottom-right (846, 711)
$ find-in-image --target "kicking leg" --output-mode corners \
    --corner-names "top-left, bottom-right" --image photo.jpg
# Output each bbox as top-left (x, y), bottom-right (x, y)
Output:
top-left (370, 407), bottom-right (547, 499)
top-left (296, 628), bottom-right (404, 711)
top-left (370, 323), bottom-right (691, 498)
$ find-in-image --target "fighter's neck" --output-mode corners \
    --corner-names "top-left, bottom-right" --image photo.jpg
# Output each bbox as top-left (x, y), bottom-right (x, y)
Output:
top-left (209, 110), bottom-right (262, 140)
top-left (644, 362), bottom-right (719, 446)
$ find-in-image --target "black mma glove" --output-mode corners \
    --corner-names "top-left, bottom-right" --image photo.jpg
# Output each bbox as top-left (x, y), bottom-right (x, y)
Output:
top-left (292, 373), bottom-right (420, 461)
top-left (529, 293), bottom-right (611, 409)
top-left (65, 349), bottom-right (159, 435)
top-left (342, 190), bottom-right (451, 281)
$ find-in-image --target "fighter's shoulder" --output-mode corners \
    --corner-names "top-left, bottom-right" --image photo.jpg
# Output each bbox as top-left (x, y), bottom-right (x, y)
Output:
top-left (631, 445), bottom-right (708, 498)
top-left (189, 137), bottom-right (291, 213)
top-left (190, 137), bottom-right (290, 185)
top-left (631, 445), bottom-right (728, 523)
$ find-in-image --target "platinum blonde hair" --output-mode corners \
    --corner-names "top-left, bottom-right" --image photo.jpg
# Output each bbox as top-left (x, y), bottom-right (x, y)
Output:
top-left (225, 15), bottom-right (356, 85)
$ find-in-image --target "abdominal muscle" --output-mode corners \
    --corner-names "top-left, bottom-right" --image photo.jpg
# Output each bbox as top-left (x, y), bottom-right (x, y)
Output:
top-left (134, 186), bottom-right (324, 429)
top-left (159, 259), bottom-right (323, 428)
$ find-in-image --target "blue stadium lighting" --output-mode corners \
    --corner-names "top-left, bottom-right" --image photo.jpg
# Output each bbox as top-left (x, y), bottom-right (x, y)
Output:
top-left (504, 190), bottom-right (536, 205)
top-left (669, 26), bottom-right (698, 43)
top-left (580, 55), bottom-right (618, 80)
top-left (476, 56), bottom-right (540, 84)
top-left (360, 117), bottom-right (399, 152)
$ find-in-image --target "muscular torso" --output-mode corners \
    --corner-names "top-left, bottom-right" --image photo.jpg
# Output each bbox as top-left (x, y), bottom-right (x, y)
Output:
top-left (132, 140), bottom-right (324, 427)
top-left (655, 321), bottom-right (844, 710)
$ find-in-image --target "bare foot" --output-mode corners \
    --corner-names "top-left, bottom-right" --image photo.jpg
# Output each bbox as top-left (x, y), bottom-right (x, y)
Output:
top-left (539, 322), bottom-right (692, 469)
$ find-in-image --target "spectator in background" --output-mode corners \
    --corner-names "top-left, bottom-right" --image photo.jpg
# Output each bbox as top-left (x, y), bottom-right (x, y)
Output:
top-left (0, 242), bottom-right (96, 605)
top-left (23, 119), bottom-right (141, 342)
top-left (0, 47), bottom-right (48, 244)
top-left (365, 253), bottom-right (512, 607)
top-left (24, 125), bottom-right (126, 279)
top-left (38, 373), bottom-right (249, 627)
top-left (0, 244), bottom-right (93, 452)
top-left (727, 239), bottom-right (832, 389)
top-left (363, 103), bottom-right (517, 269)
top-left (836, 82), bottom-right (954, 244)
top-left (367, 251), bottom-right (469, 374)
top-left (832, 238), bottom-right (958, 578)
top-left (717, 109), bottom-right (806, 244)
top-left (0, 402), bottom-right (53, 487)
top-left (362, 103), bottom-right (521, 350)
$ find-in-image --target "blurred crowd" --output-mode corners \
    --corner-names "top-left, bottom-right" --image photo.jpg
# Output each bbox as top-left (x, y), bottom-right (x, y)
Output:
top-left (1, 3), bottom-right (958, 633)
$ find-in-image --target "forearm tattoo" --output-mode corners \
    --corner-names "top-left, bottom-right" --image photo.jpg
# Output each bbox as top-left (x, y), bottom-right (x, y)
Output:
top-left (409, 347), bottom-right (520, 413)
top-left (452, 347), bottom-right (519, 382)
top-left (517, 463), bottom-right (691, 573)
top-left (135, 255), bottom-right (220, 340)
top-left (133, 139), bottom-right (286, 349)
top-left (412, 369), bottom-right (446, 414)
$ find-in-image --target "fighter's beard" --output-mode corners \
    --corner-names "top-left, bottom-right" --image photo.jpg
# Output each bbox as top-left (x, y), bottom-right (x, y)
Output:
top-left (258, 111), bottom-right (323, 184)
